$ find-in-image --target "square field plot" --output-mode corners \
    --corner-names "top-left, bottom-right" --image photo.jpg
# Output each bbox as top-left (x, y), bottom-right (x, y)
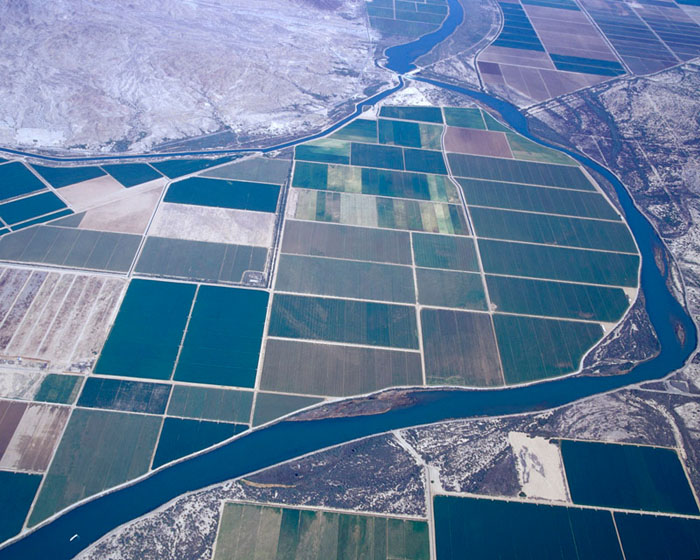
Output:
top-left (95, 279), bottom-right (196, 380)
top-left (434, 495), bottom-right (623, 560)
top-left (422, 309), bottom-right (503, 387)
top-left (173, 286), bottom-right (268, 388)
top-left (494, 314), bottom-right (603, 384)
top-left (213, 502), bottom-right (430, 560)
top-left (29, 409), bottom-right (161, 525)
top-left (416, 268), bottom-right (487, 310)
top-left (261, 339), bottom-right (423, 397)
top-left (561, 440), bottom-right (700, 515)
top-left (412, 233), bottom-right (479, 271)
top-left (268, 294), bottom-right (419, 349)
top-left (34, 374), bottom-right (82, 404)
top-left (0, 470), bottom-right (42, 543)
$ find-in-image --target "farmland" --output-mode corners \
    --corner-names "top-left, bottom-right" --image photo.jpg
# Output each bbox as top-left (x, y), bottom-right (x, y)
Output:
top-left (0, 104), bottom-right (643, 543)
top-left (213, 502), bottom-right (430, 560)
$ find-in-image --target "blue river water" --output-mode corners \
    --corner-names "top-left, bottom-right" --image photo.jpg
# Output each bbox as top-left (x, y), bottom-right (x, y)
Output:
top-left (0, 0), bottom-right (695, 556)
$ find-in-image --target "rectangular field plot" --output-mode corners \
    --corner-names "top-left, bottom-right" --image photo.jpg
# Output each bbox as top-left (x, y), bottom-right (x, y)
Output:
top-left (378, 119), bottom-right (442, 150)
top-left (0, 470), bottom-right (42, 543)
top-left (77, 377), bottom-right (171, 414)
top-left (34, 374), bottom-right (82, 404)
top-left (296, 139), bottom-right (350, 165)
top-left (416, 268), bottom-right (487, 310)
top-left (268, 294), bottom-right (419, 349)
top-left (32, 164), bottom-right (105, 188)
top-left (614, 512), bottom-right (700, 560)
top-left (494, 314), bottom-right (603, 384)
top-left (102, 163), bottom-right (163, 187)
top-left (328, 118), bottom-right (378, 143)
top-left (404, 148), bottom-right (448, 175)
top-left (0, 162), bottom-right (47, 202)
top-left (361, 168), bottom-right (457, 202)
top-left (202, 156), bottom-right (291, 185)
top-left (561, 440), bottom-right (700, 515)
top-left (350, 142), bottom-right (404, 170)
top-left (261, 339), bottom-right (423, 397)
top-left (478, 239), bottom-right (640, 287)
top-left (0, 191), bottom-right (67, 226)
top-left (152, 417), bottom-right (245, 469)
top-left (95, 279), bottom-right (196, 380)
top-left (135, 237), bottom-right (267, 284)
top-left (444, 127), bottom-right (512, 158)
top-left (281, 221), bottom-right (412, 265)
top-left (470, 207), bottom-right (637, 253)
top-left (505, 133), bottom-right (577, 165)
top-left (379, 105), bottom-right (443, 123)
top-left (434, 495), bottom-right (623, 560)
top-left (173, 286), bottom-right (268, 388)
top-left (167, 385), bottom-right (252, 424)
top-left (487, 275), bottom-right (630, 322)
top-left (0, 402), bottom-right (70, 473)
top-left (275, 254), bottom-right (415, 303)
top-left (292, 190), bottom-right (468, 235)
top-left (0, 226), bottom-right (141, 272)
top-left (422, 309), bottom-right (503, 387)
top-left (412, 233), bottom-right (479, 271)
top-left (164, 177), bottom-right (280, 213)
top-left (252, 392), bottom-right (324, 426)
top-left (29, 409), bottom-right (161, 525)
top-left (458, 178), bottom-right (621, 220)
top-left (448, 153), bottom-right (595, 191)
top-left (0, 270), bottom-right (125, 371)
top-left (150, 156), bottom-right (234, 179)
top-left (443, 107), bottom-right (485, 129)
top-left (213, 502), bottom-right (430, 560)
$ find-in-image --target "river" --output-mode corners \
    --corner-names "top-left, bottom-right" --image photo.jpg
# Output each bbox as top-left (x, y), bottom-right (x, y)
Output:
top-left (0, 0), bottom-right (695, 557)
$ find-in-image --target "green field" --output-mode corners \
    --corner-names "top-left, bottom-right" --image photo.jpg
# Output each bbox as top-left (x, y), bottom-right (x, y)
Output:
top-left (487, 275), bottom-right (630, 321)
top-left (361, 168), bottom-right (457, 202)
top-left (0, 471), bottom-right (42, 543)
top-left (379, 105), bottom-right (443, 123)
top-left (213, 502), bottom-right (430, 560)
top-left (261, 338), bottom-right (423, 397)
top-left (174, 286), bottom-right (268, 388)
top-left (77, 377), bottom-right (171, 414)
top-left (95, 279), bottom-right (195, 380)
top-left (416, 268), bottom-right (487, 310)
top-left (275, 254), bottom-right (416, 303)
top-left (458, 177), bottom-right (621, 220)
top-left (506, 133), bottom-right (577, 165)
top-left (434, 495), bottom-right (623, 559)
top-left (412, 233), bottom-right (479, 271)
top-left (422, 309), bottom-right (503, 387)
top-left (293, 190), bottom-right (468, 235)
top-left (561, 440), bottom-right (700, 515)
top-left (479, 239), bottom-right (640, 287)
top-left (34, 374), bottom-right (82, 404)
top-left (351, 142), bottom-right (404, 170)
top-left (281, 221), bottom-right (412, 265)
top-left (470, 206), bottom-right (637, 253)
top-left (403, 148), bottom-right (447, 175)
top-left (296, 139), bottom-right (351, 165)
top-left (252, 392), bottom-right (324, 426)
top-left (29, 409), bottom-right (161, 525)
top-left (202, 157), bottom-right (291, 185)
top-left (443, 107), bottom-right (485, 129)
top-left (328, 119), bottom-right (378, 143)
top-left (494, 315), bottom-right (603, 383)
top-left (448, 153), bottom-right (595, 191)
top-left (167, 385), bottom-right (253, 424)
top-left (268, 294), bottom-right (419, 349)
top-left (135, 237), bottom-right (267, 284)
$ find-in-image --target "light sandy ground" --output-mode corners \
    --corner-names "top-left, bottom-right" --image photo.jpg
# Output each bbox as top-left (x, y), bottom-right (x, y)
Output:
top-left (0, 403), bottom-right (70, 472)
top-left (508, 431), bottom-right (569, 501)
top-left (78, 184), bottom-right (163, 234)
top-left (0, 369), bottom-right (42, 399)
top-left (149, 202), bottom-right (276, 247)
top-left (57, 174), bottom-right (126, 210)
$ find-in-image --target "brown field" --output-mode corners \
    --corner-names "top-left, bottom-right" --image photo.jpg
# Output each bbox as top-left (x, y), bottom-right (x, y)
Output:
top-left (0, 403), bottom-right (70, 472)
top-left (444, 127), bottom-right (513, 158)
top-left (0, 400), bottom-right (27, 457)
